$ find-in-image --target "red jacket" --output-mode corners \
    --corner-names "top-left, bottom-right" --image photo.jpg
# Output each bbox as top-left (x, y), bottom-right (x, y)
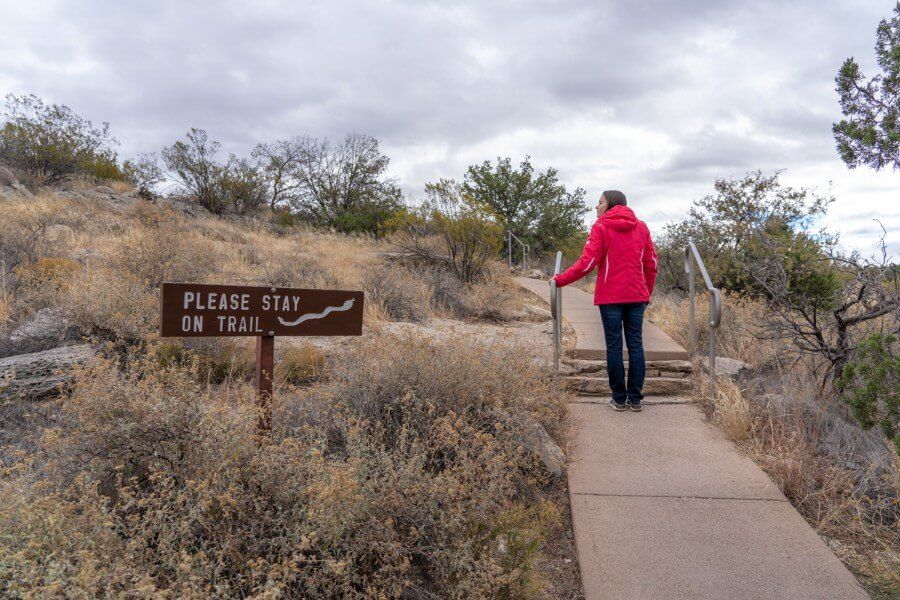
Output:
top-left (553, 205), bottom-right (658, 305)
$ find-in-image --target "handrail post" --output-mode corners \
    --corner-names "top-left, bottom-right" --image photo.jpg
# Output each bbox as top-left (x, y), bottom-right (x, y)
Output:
top-left (506, 230), bottom-right (529, 272)
top-left (550, 251), bottom-right (563, 372)
top-left (685, 240), bottom-right (723, 399)
top-left (688, 258), bottom-right (696, 356)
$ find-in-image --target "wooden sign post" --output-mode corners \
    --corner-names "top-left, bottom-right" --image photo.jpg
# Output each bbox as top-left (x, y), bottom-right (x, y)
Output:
top-left (160, 283), bottom-right (364, 437)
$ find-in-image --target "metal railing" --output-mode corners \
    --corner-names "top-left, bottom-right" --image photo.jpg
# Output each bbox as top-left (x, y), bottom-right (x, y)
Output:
top-left (506, 230), bottom-right (530, 271)
top-left (550, 251), bottom-right (563, 371)
top-left (684, 240), bottom-right (723, 395)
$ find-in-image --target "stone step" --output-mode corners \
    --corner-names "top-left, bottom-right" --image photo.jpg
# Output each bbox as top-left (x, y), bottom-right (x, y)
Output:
top-left (564, 375), bottom-right (693, 396)
top-left (563, 359), bottom-right (693, 377)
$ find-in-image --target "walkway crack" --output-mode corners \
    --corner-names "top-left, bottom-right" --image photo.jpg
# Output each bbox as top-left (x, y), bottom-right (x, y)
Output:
top-left (571, 491), bottom-right (786, 502)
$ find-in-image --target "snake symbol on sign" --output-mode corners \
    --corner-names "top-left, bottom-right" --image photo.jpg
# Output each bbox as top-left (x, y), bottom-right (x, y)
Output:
top-left (276, 298), bottom-right (356, 327)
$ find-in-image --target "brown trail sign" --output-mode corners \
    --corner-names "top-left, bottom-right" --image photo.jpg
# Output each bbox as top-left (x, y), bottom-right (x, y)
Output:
top-left (160, 283), bottom-right (364, 437)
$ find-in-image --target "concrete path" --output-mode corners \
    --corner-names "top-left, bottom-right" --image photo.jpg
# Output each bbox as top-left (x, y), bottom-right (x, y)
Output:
top-left (514, 276), bottom-right (869, 599)
top-left (515, 277), bottom-right (688, 360)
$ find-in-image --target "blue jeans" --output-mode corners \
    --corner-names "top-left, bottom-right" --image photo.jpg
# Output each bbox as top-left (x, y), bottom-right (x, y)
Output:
top-left (599, 303), bottom-right (647, 405)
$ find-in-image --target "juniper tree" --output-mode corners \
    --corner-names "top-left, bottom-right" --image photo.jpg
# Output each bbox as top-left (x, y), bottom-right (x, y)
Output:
top-left (833, 2), bottom-right (900, 170)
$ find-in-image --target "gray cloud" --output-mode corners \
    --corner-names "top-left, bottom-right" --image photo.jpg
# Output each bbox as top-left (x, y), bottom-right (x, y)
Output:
top-left (0, 0), bottom-right (897, 254)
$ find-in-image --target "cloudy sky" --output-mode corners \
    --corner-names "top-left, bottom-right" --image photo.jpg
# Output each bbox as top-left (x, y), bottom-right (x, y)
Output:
top-left (2, 0), bottom-right (897, 255)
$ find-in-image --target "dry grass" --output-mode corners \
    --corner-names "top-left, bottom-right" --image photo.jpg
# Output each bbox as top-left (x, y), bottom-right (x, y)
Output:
top-left (1, 193), bottom-right (521, 344)
top-left (0, 189), bottom-right (578, 597)
top-left (653, 291), bottom-right (899, 597)
top-left (1, 334), bottom-right (569, 598)
top-left (107, 180), bottom-right (134, 194)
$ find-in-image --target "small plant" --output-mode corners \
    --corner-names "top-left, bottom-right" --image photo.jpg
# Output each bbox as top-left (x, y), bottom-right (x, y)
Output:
top-left (838, 333), bottom-right (899, 454)
top-left (363, 263), bottom-right (431, 322)
top-left (276, 342), bottom-right (325, 385)
top-left (122, 152), bottom-right (163, 197)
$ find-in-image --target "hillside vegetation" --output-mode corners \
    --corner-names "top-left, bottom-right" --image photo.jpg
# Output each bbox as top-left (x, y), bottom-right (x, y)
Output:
top-left (0, 180), bottom-right (583, 597)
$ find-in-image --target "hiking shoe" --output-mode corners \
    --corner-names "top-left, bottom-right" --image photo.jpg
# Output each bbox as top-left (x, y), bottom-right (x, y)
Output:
top-left (609, 399), bottom-right (627, 412)
top-left (628, 402), bottom-right (643, 412)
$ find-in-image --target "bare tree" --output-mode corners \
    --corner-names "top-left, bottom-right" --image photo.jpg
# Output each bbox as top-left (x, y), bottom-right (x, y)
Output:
top-left (290, 134), bottom-right (403, 232)
top-left (251, 140), bottom-right (304, 210)
top-left (746, 225), bottom-right (899, 384)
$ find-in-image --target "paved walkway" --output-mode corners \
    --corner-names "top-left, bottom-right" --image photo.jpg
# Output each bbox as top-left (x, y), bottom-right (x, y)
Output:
top-left (515, 277), bottom-right (687, 360)
top-left (515, 277), bottom-right (869, 599)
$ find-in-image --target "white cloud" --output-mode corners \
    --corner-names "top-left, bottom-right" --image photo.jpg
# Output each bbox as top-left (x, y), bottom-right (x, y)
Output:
top-left (0, 0), bottom-right (896, 256)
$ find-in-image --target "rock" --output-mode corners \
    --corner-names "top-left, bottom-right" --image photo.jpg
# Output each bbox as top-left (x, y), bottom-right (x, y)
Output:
top-left (9, 308), bottom-right (75, 345)
top-left (0, 164), bottom-right (16, 186)
top-left (564, 375), bottom-right (692, 396)
top-left (700, 356), bottom-right (751, 379)
top-left (0, 184), bottom-right (33, 201)
top-left (94, 185), bottom-right (115, 194)
top-left (0, 344), bottom-right (94, 402)
top-left (71, 248), bottom-right (102, 264)
top-left (529, 269), bottom-right (545, 279)
top-left (523, 304), bottom-right (552, 320)
top-left (492, 408), bottom-right (565, 478)
top-left (11, 182), bottom-right (34, 198)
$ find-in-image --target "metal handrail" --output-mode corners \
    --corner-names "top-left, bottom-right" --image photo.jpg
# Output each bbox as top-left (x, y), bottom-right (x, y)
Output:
top-left (684, 240), bottom-right (723, 395)
top-left (506, 230), bottom-right (530, 271)
top-left (550, 251), bottom-right (563, 371)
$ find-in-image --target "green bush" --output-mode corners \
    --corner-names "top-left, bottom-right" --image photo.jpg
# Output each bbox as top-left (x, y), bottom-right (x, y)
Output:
top-left (838, 333), bottom-right (899, 454)
top-left (0, 94), bottom-right (121, 187)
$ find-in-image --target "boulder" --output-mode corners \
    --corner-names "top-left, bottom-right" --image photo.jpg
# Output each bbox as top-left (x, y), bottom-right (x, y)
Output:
top-left (0, 344), bottom-right (94, 402)
top-left (523, 304), bottom-right (552, 320)
top-left (529, 269), bottom-right (545, 279)
top-left (492, 408), bottom-right (565, 478)
top-left (700, 356), bottom-right (752, 379)
top-left (0, 184), bottom-right (33, 201)
top-left (9, 308), bottom-right (75, 345)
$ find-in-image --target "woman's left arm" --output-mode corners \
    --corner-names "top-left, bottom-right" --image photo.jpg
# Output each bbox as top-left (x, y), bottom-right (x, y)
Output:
top-left (553, 222), bottom-right (605, 287)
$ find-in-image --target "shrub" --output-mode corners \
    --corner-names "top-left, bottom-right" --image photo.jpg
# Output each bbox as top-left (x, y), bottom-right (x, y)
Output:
top-left (276, 342), bottom-right (326, 385)
top-left (0, 336), bottom-right (568, 597)
top-left (105, 212), bottom-right (216, 287)
top-left (12, 257), bottom-right (80, 313)
top-left (122, 152), bottom-right (163, 197)
top-left (221, 156), bottom-right (268, 215)
top-left (0, 94), bottom-right (120, 187)
top-left (189, 338), bottom-right (256, 384)
top-left (392, 184), bottom-right (502, 284)
top-left (838, 333), bottom-right (899, 454)
top-left (0, 199), bottom-right (68, 324)
top-left (66, 268), bottom-right (157, 342)
top-left (161, 128), bottom-right (228, 214)
top-left (364, 263), bottom-right (431, 322)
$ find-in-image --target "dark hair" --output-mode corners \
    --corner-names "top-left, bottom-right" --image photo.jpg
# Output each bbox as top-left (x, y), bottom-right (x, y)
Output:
top-left (601, 190), bottom-right (627, 209)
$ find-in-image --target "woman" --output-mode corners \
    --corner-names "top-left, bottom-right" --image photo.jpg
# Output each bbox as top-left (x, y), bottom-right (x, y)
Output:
top-left (553, 190), bottom-right (658, 412)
